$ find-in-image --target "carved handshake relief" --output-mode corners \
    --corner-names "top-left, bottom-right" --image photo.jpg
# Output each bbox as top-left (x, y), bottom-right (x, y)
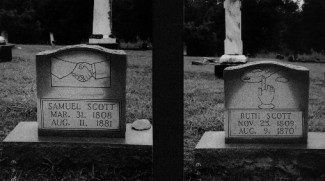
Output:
top-left (51, 56), bottom-right (110, 83)
top-left (71, 62), bottom-right (96, 82)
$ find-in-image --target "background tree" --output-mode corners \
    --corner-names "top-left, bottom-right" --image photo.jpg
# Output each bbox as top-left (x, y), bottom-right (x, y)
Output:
top-left (300, 0), bottom-right (325, 53)
top-left (0, 0), bottom-right (152, 44)
top-left (0, 0), bottom-right (43, 43)
top-left (113, 0), bottom-right (152, 42)
top-left (184, 0), bottom-right (305, 56)
top-left (184, 0), bottom-right (224, 56)
top-left (242, 0), bottom-right (300, 55)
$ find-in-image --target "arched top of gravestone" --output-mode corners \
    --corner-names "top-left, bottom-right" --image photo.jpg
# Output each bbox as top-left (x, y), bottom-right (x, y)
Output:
top-left (36, 44), bottom-right (125, 56)
top-left (225, 61), bottom-right (309, 71)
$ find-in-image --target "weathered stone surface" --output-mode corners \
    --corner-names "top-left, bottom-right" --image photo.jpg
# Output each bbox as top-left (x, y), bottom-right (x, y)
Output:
top-left (1, 31), bottom-right (8, 42)
top-left (219, 0), bottom-right (247, 64)
top-left (4, 122), bottom-right (152, 146)
top-left (0, 36), bottom-right (5, 44)
top-left (219, 54), bottom-right (247, 64)
top-left (89, 0), bottom-right (116, 44)
top-left (195, 131), bottom-right (325, 180)
top-left (224, 61), bottom-right (309, 143)
top-left (36, 44), bottom-right (126, 137)
top-left (2, 122), bottom-right (152, 179)
top-left (131, 119), bottom-right (152, 131)
top-left (224, 0), bottom-right (243, 55)
top-left (92, 0), bottom-right (112, 36)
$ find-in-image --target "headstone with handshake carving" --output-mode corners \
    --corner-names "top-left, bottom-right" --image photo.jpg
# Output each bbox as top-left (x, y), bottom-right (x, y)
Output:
top-left (36, 44), bottom-right (126, 137)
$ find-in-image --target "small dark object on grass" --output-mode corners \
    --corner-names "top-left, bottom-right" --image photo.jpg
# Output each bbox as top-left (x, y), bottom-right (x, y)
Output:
top-left (192, 60), bottom-right (207, 65)
top-left (192, 57), bottom-right (216, 66)
top-left (288, 55), bottom-right (295, 62)
top-left (276, 54), bottom-right (285, 60)
top-left (205, 58), bottom-right (217, 63)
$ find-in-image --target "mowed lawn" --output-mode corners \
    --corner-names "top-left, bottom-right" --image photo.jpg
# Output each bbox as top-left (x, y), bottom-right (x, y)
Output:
top-left (0, 45), bottom-right (152, 180)
top-left (184, 56), bottom-right (325, 180)
top-left (1, 45), bottom-right (325, 180)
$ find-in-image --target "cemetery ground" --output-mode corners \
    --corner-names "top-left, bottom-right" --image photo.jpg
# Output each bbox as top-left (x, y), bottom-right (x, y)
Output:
top-left (184, 56), bottom-right (325, 180)
top-left (0, 45), bottom-right (325, 180)
top-left (0, 45), bottom-right (152, 180)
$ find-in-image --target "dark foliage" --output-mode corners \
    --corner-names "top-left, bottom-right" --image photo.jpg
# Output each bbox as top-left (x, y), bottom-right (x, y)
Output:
top-left (0, 0), bottom-right (152, 44)
top-left (185, 0), bottom-right (325, 56)
top-left (184, 0), bottom-right (224, 56)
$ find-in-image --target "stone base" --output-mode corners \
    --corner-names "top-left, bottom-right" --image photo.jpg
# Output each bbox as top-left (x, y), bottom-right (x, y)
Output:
top-left (0, 43), bottom-right (14, 62)
top-left (2, 122), bottom-right (152, 178)
top-left (4, 122), bottom-right (152, 147)
top-left (214, 63), bottom-right (244, 78)
top-left (194, 131), bottom-right (325, 180)
top-left (89, 37), bottom-right (118, 49)
top-left (89, 37), bottom-right (116, 44)
top-left (89, 40), bottom-right (119, 50)
top-left (38, 127), bottom-right (125, 138)
top-left (219, 54), bottom-right (247, 64)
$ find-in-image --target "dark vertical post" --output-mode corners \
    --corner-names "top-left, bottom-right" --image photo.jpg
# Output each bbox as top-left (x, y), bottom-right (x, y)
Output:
top-left (153, 0), bottom-right (183, 180)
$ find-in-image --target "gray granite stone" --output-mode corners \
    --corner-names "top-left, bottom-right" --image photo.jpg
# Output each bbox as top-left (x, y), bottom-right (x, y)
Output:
top-left (0, 36), bottom-right (5, 44)
top-left (220, 0), bottom-right (247, 64)
top-left (89, 0), bottom-right (116, 45)
top-left (1, 31), bottom-right (8, 42)
top-left (36, 44), bottom-right (126, 137)
top-left (224, 61), bottom-right (309, 143)
top-left (131, 119), bottom-right (152, 131)
top-left (4, 122), bottom-right (152, 146)
top-left (3, 122), bottom-right (152, 176)
top-left (196, 131), bottom-right (325, 150)
top-left (224, 0), bottom-right (243, 55)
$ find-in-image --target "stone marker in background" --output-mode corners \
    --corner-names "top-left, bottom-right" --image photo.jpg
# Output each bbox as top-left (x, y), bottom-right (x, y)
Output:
top-left (220, 0), bottom-right (247, 64)
top-left (224, 61), bottom-right (309, 143)
top-left (0, 36), bottom-right (5, 45)
top-left (50, 32), bottom-right (55, 47)
top-left (1, 30), bottom-right (8, 42)
top-left (36, 44), bottom-right (126, 137)
top-left (214, 0), bottom-right (247, 77)
top-left (89, 0), bottom-right (118, 49)
top-left (0, 35), bottom-right (14, 62)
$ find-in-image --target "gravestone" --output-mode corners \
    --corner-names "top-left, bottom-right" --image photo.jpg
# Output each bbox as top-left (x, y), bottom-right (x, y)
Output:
top-left (220, 0), bottom-right (247, 64)
top-left (0, 36), bottom-right (14, 62)
top-left (224, 61), bottom-right (309, 143)
top-left (0, 36), bottom-right (5, 45)
top-left (36, 44), bottom-right (126, 137)
top-left (50, 32), bottom-right (55, 47)
top-left (1, 30), bottom-right (8, 42)
top-left (214, 0), bottom-right (247, 77)
top-left (194, 61), bottom-right (325, 179)
top-left (89, 0), bottom-right (118, 49)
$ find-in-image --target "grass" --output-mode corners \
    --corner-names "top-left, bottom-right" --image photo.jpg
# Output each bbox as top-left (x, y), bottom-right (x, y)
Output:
top-left (296, 50), bottom-right (325, 63)
top-left (254, 50), bottom-right (325, 63)
top-left (184, 56), bottom-right (325, 180)
top-left (0, 44), bottom-right (152, 180)
top-left (1, 45), bottom-right (325, 180)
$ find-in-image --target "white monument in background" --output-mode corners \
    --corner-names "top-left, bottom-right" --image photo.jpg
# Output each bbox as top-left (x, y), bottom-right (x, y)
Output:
top-left (1, 31), bottom-right (8, 43)
top-left (89, 0), bottom-right (116, 45)
top-left (219, 0), bottom-right (247, 64)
